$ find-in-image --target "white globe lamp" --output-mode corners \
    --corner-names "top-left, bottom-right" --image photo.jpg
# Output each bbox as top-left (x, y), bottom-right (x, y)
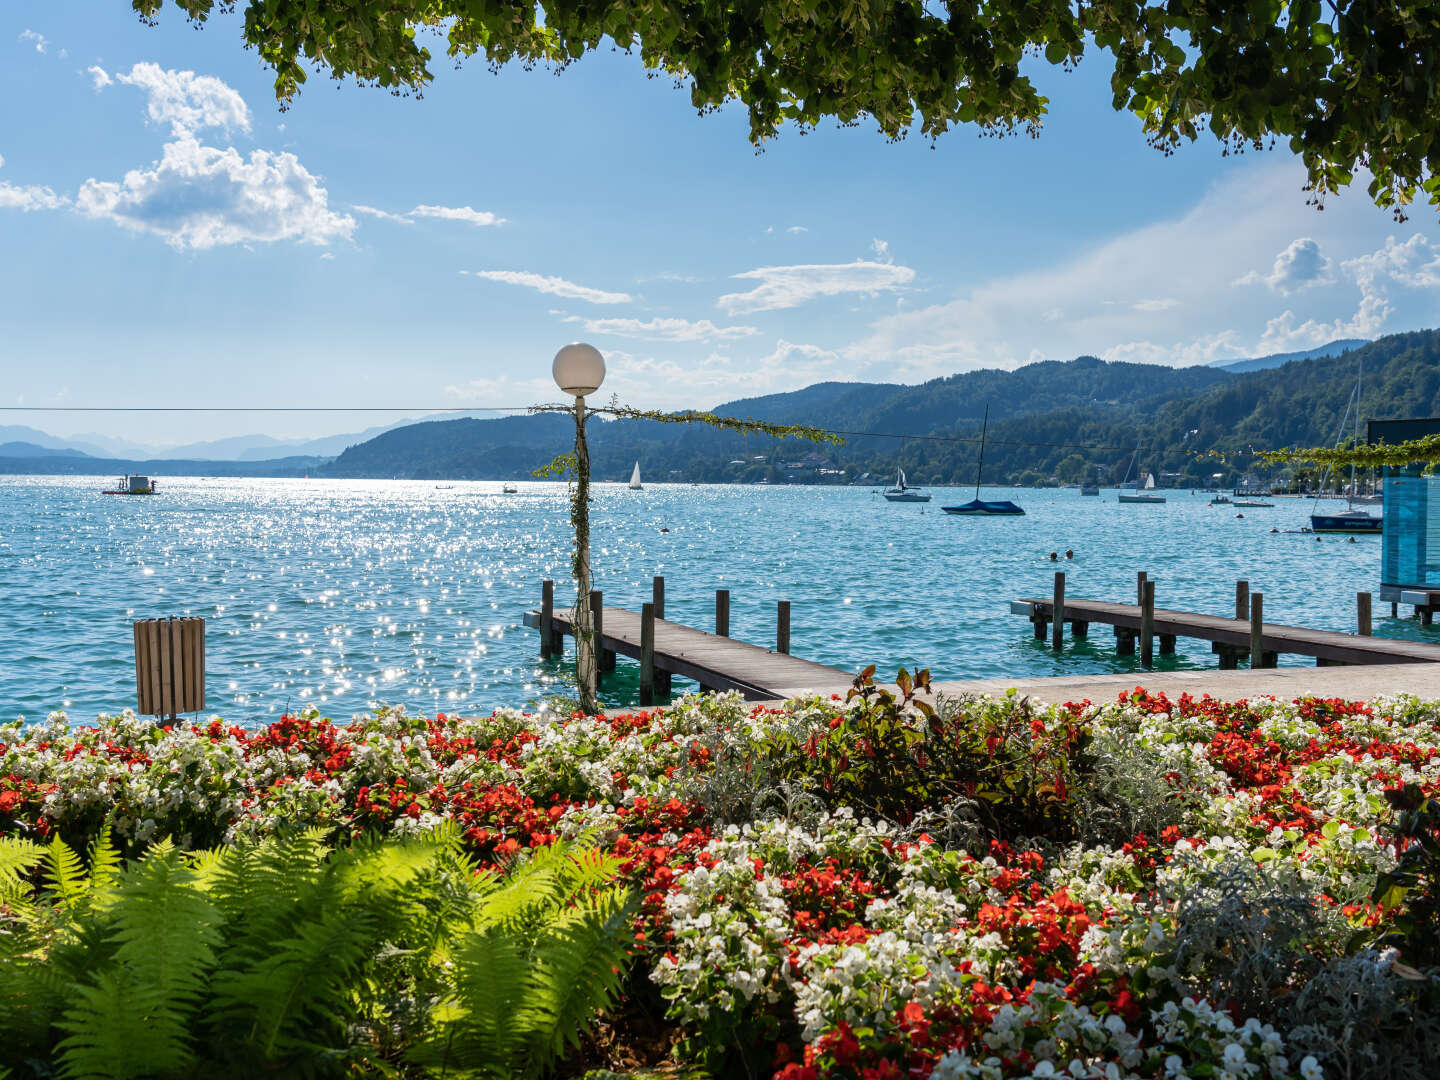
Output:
top-left (552, 342), bottom-right (606, 398)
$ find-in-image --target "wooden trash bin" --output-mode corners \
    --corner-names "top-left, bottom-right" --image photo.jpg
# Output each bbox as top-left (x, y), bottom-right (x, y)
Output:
top-left (132, 616), bottom-right (205, 720)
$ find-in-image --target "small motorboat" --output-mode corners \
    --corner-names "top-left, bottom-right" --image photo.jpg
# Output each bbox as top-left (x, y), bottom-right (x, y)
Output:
top-left (1080, 484), bottom-right (1100, 496)
top-left (501, 483), bottom-right (518, 494)
top-left (1209, 494), bottom-right (1232, 506)
top-left (882, 468), bottom-right (931, 503)
top-left (1233, 499), bottom-right (1274, 508)
top-left (102, 475), bottom-right (157, 495)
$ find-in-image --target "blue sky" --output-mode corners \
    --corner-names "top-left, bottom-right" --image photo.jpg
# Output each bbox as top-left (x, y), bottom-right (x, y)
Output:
top-left (3, 2), bottom-right (1438, 447)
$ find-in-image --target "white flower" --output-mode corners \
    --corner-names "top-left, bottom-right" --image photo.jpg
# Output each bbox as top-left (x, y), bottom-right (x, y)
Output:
top-left (1299, 1056), bottom-right (1323, 1080)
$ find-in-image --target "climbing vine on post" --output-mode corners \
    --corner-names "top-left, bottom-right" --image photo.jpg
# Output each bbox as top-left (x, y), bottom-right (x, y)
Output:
top-left (531, 398), bottom-right (841, 714)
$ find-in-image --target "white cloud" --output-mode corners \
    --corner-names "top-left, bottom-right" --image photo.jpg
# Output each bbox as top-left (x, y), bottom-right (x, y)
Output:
top-left (1133, 298), bottom-right (1179, 312)
top-left (467, 270), bottom-right (631, 305)
top-left (19, 30), bottom-right (47, 53)
top-left (410, 204), bottom-right (505, 228)
top-left (1255, 295), bottom-right (1389, 354)
top-left (577, 316), bottom-right (759, 342)
top-left (717, 260), bottom-right (916, 314)
top-left (87, 65), bottom-right (112, 90)
top-left (110, 62), bottom-right (251, 138)
top-left (871, 238), bottom-right (890, 259)
top-left (0, 181), bottom-right (68, 212)
top-left (350, 203), bottom-right (414, 225)
top-left (76, 137), bottom-right (354, 250)
top-left (1343, 233), bottom-right (1440, 291)
top-left (319, 252), bottom-right (335, 261)
top-left (0, 153), bottom-right (5, 169)
top-left (786, 225), bottom-right (808, 234)
top-left (1233, 237), bottom-right (1333, 294)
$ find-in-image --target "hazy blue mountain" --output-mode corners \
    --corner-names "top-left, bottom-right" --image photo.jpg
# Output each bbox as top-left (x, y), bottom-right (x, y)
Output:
top-left (0, 441), bottom-right (93, 458)
top-left (1210, 339), bottom-right (1369, 374)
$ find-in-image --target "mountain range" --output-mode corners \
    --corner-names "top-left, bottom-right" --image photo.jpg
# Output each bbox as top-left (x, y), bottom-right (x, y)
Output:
top-left (4, 333), bottom-right (1429, 487)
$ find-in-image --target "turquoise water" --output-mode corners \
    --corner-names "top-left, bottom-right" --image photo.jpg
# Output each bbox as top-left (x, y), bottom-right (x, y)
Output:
top-left (0, 475), bottom-right (1423, 722)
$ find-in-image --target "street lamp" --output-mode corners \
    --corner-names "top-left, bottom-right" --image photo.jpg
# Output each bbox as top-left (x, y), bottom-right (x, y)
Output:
top-left (553, 343), bottom-right (604, 714)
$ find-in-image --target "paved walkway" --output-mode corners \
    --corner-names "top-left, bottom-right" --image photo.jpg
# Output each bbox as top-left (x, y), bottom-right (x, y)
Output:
top-left (759, 662), bottom-right (1440, 706)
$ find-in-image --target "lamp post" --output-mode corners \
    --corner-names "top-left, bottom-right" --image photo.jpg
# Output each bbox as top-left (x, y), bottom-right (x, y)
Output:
top-left (552, 342), bottom-right (605, 714)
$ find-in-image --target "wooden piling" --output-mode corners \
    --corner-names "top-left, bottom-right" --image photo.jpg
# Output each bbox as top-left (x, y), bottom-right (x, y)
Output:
top-left (1140, 579), bottom-right (1155, 666)
top-left (540, 579), bottom-right (555, 660)
top-left (1052, 571), bottom-right (1066, 650)
top-left (1137, 570), bottom-right (1147, 605)
top-left (1159, 633), bottom-right (1176, 655)
top-left (652, 577), bottom-right (671, 695)
top-left (1250, 593), bottom-right (1266, 668)
top-left (715, 589), bottom-right (730, 637)
top-left (777, 600), bottom-right (791, 654)
top-left (1071, 620), bottom-right (1089, 639)
top-left (1115, 627), bottom-right (1136, 656)
top-left (1235, 580), bottom-right (1249, 621)
top-left (591, 590), bottom-right (616, 672)
top-left (1357, 592), bottom-right (1372, 637)
top-left (639, 601), bottom-right (655, 706)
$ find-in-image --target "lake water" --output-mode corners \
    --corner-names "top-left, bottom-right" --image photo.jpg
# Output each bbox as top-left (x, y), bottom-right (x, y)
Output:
top-left (0, 475), bottom-right (1421, 722)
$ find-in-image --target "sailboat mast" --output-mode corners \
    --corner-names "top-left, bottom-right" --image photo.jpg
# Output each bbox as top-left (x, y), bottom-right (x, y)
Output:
top-left (974, 405), bottom-right (990, 500)
top-left (1350, 356), bottom-right (1362, 504)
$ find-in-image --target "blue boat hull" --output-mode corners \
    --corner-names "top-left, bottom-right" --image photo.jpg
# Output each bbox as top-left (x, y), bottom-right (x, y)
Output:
top-left (1310, 513), bottom-right (1381, 533)
top-left (942, 499), bottom-right (1026, 516)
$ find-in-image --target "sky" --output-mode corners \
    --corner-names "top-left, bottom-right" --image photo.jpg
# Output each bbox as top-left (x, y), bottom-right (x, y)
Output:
top-left (2, 2), bottom-right (1439, 447)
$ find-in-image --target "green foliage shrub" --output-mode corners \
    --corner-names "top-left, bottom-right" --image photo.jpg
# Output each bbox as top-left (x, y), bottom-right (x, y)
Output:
top-left (0, 828), bottom-right (634, 1080)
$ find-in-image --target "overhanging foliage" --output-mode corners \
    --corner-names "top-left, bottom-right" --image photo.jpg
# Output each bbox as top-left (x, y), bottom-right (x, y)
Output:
top-left (1261, 433), bottom-right (1440, 468)
top-left (133, 0), bottom-right (1440, 216)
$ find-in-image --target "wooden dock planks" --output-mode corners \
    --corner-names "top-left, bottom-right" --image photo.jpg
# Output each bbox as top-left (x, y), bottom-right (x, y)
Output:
top-left (1012, 597), bottom-right (1440, 666)
top-left (525, 605), bottom-right (851, 700)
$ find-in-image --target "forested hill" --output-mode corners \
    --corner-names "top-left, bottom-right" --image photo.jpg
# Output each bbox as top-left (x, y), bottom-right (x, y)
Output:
top-left (321, 329), bottom-right (1439, 486)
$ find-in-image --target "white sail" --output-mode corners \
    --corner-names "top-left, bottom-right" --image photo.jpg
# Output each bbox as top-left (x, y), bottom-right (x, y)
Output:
top-left (1144, 472), bottom-right (1156, 489)
top-left (629, 462), bottom-right (642, 490)
top-left (896, 468), bottom-right (906, 490)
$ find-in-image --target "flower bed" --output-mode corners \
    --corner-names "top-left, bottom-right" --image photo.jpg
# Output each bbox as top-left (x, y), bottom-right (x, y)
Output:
top-left (4, 682), bottom-right (1440, 1078)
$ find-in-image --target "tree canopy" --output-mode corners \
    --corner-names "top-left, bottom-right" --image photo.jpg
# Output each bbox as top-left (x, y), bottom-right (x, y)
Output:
top-left (135, 0), bottom-right (1440, 217)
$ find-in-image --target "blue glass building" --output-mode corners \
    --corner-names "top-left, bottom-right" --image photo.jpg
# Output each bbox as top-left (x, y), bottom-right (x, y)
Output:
top-left (1372, 418), bottom-right (1440, 605)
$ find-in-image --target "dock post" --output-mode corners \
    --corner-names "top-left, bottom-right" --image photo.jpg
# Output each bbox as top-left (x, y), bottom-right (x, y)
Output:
top-left (1215, 644), bottom-right (1240, 670)
top-left (639, 601), bottom-right (655, 706)
top-left (540, 579), bottom-right (554, 660)
top-left (1140, 579), bottom-right (1155, 666)
top-left (777, 600), bottom-right (791, 654)
top-left (1357, 592), bottom-right (1372, 637)
top-left (1072, 620), bottom-right (1089, 639)
top-left (652, 576), bottom-right (671, 695)
top-left (1115, 627), bottom-right (1136, 656)
top-left (1033, 610), bottom-right (1048, 640)
top-left (1052, 571), bottom-right (1065, 650)
top-left (715, 589), bottom-right (730, 637)
top-left (1249, 593), bottom-right (1274, 668)
top-left (590, 590), bottom-right (615, 672)
top-left (1235, 580), bottom-right (1249, 621)
top-left (1159, 633), bottom-right (1176, 655)
top-left (1137, 570), bottom-right (1148, 605)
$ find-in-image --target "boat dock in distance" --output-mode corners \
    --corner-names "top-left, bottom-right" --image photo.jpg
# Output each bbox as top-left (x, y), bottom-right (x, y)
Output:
top-left (525, 577), bottom-right (850, 703)
top-left (1014, 571), bottom-right (1440, 668)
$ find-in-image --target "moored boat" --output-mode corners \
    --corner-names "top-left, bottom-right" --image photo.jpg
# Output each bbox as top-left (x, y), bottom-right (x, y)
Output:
top-left (1080, 484), bottom-right (1100, 496)
top-left (628, 462), bottom-right (643, 490)
top-left (941, 405), bottom-right (1024, 515)
top-left (1310, 509), bottom-right (1382, 534)
top-left (882, 468), bottom-right (931, 502)
top-left (101, 475), bottom-right (157, 495)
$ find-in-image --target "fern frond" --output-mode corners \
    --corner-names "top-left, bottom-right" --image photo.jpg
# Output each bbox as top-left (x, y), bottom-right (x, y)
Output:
top-left (0, 835), bottom-right (42, 906)
top-left (42, 835), bottom-right (88, 914)
top-left (518, 886), bottom-right (636, 1068)
top-left (83, 829), bottom-right (122, 912)
top-left (408, 926), bottom-right (529, 1078)
top-left (55, 841), bottom-right (221, 1080)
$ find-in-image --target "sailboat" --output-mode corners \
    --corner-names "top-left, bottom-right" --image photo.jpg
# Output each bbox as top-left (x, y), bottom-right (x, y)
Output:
top-left (882, 467), bottom-right (931, 502)
top-left (1310, 359), bottom-right (1381, 534)
top-left (942, 406), bottom-right (1024, 515)
top-left (628, 462), bottom-right (643, 490)
top-left (1117, 449), bottom-right (1166, 504)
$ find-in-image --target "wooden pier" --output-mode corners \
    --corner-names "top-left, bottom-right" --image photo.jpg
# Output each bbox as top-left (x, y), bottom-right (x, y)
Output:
top-left (525, 577), bottom-right (851, 703)
top-left (1013, 572), bottom-right (1440, 669)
